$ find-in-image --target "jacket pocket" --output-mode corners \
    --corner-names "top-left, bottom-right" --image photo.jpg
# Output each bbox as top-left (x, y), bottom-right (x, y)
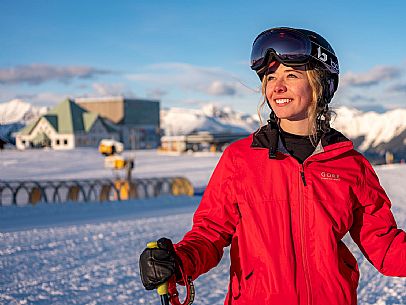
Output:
top-left (231, 272), bottom-right (240, 299)
top-left (343, 259), bottom-right (359, 289)
top-left (338, 242), bottom-right (360, 288)
top-left (230, 268), bottom-right (254, 300)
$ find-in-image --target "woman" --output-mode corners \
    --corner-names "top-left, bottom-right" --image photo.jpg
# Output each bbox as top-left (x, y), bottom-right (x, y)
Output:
top-left (139, 27), bottom-right (406, 305)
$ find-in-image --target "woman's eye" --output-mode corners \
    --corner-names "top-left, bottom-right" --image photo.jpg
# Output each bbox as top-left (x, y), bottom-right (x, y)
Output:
top-left (287, 73), bottom-right (298, 78)
top-left (267, 75), bottom-right (275, 81)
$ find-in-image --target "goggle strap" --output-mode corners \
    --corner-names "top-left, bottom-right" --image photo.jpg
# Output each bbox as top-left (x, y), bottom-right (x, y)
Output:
top-left (309, 41), bottom-right (339, 74)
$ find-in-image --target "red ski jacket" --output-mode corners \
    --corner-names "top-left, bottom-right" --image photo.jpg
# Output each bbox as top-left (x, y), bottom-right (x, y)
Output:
top-left (174, 127), bottom-right (406, 305)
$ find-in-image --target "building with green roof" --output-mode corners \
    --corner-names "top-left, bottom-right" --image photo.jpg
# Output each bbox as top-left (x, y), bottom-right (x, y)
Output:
top-left (75, 96), bottom-right (160, 149)
top-left (16, 99), bottom-right (119, 150)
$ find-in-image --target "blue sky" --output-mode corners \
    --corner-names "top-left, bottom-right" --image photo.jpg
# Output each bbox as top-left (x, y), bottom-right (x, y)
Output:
top-left (1, 0), bottom-right (406, 114)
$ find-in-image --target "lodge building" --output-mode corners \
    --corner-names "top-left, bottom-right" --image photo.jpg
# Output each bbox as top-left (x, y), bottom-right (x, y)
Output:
top-left (15, 96), bottom-right (161, 150)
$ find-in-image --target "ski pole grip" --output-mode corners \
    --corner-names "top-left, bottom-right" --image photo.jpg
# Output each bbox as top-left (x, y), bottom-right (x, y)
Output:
top-left (146, 241), bottom-right (169, 296)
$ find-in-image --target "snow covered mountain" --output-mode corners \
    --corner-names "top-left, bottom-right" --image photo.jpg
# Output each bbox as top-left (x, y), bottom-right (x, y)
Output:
top-left (331, 106), bottom-right (406, 160)
top-left (0, 99), bottom-right (48, 124)
top-left (1, 99), bottom-right (405, 160)
top-left (331, 107), bottom-right (406, 151)
top-left (160, 104), bottom-right (259, 135)
top-left (161, 104), bottom-right (406, 161)
top-left (0, 99), bottom-right (48, 144)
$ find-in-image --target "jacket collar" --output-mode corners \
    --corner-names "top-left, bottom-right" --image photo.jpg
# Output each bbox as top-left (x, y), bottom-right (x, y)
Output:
top-left (251, 123), bottom-right (352, 159)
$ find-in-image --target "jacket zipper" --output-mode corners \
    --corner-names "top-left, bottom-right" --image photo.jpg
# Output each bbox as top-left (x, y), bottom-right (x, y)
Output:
top-left (299, 164), bottom-right (312, 305)
top-left (300, 171), bottom-right (307, 186)
top-left (300, 163), bottom-right (307, 186)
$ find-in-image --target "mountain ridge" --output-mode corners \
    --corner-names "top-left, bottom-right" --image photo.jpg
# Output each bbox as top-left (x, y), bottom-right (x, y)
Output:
top-left (1, 99), bottom-right (405, 161)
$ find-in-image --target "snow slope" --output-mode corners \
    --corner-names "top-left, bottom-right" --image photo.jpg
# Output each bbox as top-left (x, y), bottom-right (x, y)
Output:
top-left (0, 150), bottom-right (405, 305)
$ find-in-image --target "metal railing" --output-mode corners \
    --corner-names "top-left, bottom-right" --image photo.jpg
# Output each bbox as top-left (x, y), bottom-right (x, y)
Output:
top-left (0, 177), bottom-right (194, 205)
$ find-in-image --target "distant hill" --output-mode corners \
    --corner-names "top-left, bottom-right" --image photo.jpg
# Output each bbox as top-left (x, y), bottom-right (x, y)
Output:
top-left (331, 106), bottom-right (406, 162)
top-left (161, 104), bottom-right (406, 162)
top-left (0, 99), bottom-right (48, 124)
top-left (0, 99), bottom-right (48, 145)
top-left (160, 104), bottom-right (259, 136)
top-left (1, 99), bottom-right (405, 162)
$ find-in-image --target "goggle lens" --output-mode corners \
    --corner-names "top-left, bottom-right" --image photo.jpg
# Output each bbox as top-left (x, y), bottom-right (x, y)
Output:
top-left (251, 30), bottom-right (312, 70)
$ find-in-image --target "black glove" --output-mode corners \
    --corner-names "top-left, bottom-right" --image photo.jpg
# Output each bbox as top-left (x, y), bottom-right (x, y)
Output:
top-left (139, 237), bottom-right (179, 290)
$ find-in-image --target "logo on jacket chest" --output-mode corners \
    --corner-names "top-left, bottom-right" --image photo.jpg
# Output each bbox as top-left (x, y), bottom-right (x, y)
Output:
top-left (320, 171), bottom-right (341, 181)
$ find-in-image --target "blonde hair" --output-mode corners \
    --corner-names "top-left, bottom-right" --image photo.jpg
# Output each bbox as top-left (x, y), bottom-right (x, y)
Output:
top-left (256, 64), bottom-right (333, 145)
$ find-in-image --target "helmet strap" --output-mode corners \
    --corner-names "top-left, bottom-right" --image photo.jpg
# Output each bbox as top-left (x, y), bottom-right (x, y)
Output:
top-left (316, 103), bottom-right (330, 133)
top-left (264, 98), bottom-right (279, 159)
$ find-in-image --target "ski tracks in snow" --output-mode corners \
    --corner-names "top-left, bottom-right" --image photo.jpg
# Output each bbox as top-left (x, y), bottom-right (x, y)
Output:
top-left (1, 207), bottom-right (404, 305)
top-left (0, 214), bottom-right (197, 305)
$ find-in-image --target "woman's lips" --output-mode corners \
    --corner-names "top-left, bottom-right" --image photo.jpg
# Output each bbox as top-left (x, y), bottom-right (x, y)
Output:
top-left (274, 98), bottom-right (292, 105)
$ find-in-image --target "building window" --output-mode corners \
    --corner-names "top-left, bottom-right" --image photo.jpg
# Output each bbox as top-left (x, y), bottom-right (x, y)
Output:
top-left (22, 140), bottom-right (26, 145)
top-left (64, 139), bottom-right (68, 145)
top-left (56, 139), bottom-right (60, 145)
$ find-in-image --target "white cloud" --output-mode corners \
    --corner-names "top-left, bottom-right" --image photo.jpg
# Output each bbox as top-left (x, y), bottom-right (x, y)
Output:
top-left (389, 83), bottom-right (406, 93)
top-left (11, 92), bottom-right (71, 106)
top-left (207, 81), bottom-right (237, 96)
top-left (127, 62), bottom-right (255, 97)
top-left (0, 64), bottom-right (111, 85)
top-left (333, 64), bottom-right (406, 110)
top-left (341, 65), bottom-right (401, 88)
top-left (89, 83), bottom-right (136, 97)
top-left (146, 88), bottom-right (168, 99)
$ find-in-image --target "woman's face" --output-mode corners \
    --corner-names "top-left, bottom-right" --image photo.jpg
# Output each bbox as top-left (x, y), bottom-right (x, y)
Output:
top-left (265, 62), bottom-right (313, 126)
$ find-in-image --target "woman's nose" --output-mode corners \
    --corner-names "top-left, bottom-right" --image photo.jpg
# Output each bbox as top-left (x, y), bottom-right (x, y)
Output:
top-left (274, 80), bottom-right (287, 93)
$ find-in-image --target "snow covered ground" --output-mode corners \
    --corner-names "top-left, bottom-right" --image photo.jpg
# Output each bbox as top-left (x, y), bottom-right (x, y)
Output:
top-left (0, 149), bottom-right (405, 305)
top-left (0, 148), bottom-right (220, 188)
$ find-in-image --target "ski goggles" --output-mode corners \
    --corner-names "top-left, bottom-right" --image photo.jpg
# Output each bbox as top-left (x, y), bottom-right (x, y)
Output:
top-left (250, 28), bottom-right (339, 76)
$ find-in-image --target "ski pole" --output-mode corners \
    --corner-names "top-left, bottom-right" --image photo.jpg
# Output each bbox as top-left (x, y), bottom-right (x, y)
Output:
top-left (147, 241), bottom-right (170, 305)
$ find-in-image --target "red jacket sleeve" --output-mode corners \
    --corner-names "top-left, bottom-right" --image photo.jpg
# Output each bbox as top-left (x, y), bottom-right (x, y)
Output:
top-left (350, 160), bottom-right (406, 276)
top-left (174, 147), bottom-right (240, 280)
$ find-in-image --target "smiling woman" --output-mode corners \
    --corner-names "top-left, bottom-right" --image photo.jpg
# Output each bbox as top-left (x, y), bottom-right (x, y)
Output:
top-left (138, 26), bottom-right (406, 305)
top-left (259, 60), bottom-right (334, 143)
top-left (263, 63), bottom-right (313, 133)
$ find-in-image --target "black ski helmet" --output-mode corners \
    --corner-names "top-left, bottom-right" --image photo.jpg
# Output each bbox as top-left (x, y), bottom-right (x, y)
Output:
top-left (250, 27), bottom-right (339, 103)
top-left (296, 28), bottom-right (339, 100)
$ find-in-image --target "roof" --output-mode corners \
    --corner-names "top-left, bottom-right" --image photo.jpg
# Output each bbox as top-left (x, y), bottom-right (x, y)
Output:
top-left (82, 112), bottom-right (98, 131)
top-left (18, 120), bottom-right (38, 135)
top-left (99, 118), bottom-right (119, 133)
top-left (43, 114), bottom-right (58, 131)
top-left (18, 98), bottom-right (118, 135)
top-left (46, 98), bottom-right (87, 133)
